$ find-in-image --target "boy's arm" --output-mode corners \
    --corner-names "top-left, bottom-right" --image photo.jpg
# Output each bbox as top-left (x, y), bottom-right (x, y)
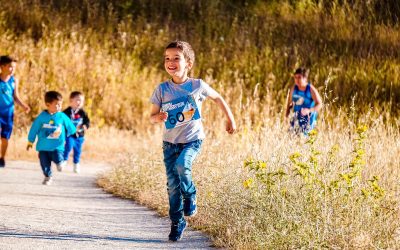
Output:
top-left (13, 78), bottom-right (31, 113)
top-left (27, 117), bottom-right (41, 150)
top-left (63, 114), bottom-right (77, 136)
top-left (310, 85), bottom-right (323, 112)
top-left (207, 89), bottom-right (236, 134)
top-left (150, 104), bottom-right (168, 124)
top-left (285, 87), bottom-right (294, 118)
top-left (82, 110), bottom-right (90, 130)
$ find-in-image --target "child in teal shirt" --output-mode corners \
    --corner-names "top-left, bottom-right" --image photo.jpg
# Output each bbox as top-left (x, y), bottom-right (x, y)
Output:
top-left (27, 91), bottom-right (76, 185)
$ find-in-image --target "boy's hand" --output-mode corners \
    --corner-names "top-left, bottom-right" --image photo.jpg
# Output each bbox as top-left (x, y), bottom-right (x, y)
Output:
top-left (24, 105), bottom-right (31, 113)
top-left (226, 120), bottom-right (236, 134)
top-left (158, 111), bottom-right (168, 122)
top-left (300, 108), bottom-right (312, 116)
top-left (26, 142), bottom-right (33, 151)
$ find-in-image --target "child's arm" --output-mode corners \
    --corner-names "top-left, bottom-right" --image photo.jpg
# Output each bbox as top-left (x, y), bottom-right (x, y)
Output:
top-left (285, 87), bottom-right (294, 118)
top-left (63, 114), bottom-right (77, 136)
top-left (13, 78), bottom-right (31, 113)
top-left (27, 117), bottom-right (41, 150)
top-left (300, 85), bottom-right (323, 116)
top-left (207, 90), bottom-right (236, 134)
top-left (150, 104), bottom-right (168, 124)
top-left (82, 110), bottom-right (90, 130)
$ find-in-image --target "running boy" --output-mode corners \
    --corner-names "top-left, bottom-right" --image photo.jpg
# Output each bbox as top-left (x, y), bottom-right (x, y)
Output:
top-left (150, 41), bottom-right (236, 242)
top-left (285, 67), bottom-right (323, 134)
top-left (27, 91), bottom-right (76, 185)
top-left (0, 55), bottom-right (30, 167)
top-left (63, 91), bottom-right (90, 173)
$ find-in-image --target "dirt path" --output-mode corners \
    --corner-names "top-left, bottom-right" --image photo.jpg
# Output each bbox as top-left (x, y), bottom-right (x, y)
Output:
top-left (0, 161), bottom-right (213, 249)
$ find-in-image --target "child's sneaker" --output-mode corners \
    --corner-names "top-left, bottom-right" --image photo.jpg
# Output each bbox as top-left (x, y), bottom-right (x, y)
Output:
top-left (42, 176), bottom-right (53, 185)
top-left (183, 196), bottom-right (197, 217)
top-left (73, 163), bottom-right (80, 174)
top-left (56, 161), bottom-right (66, 172)
top-left (168, 219), bottom-right (187, 242)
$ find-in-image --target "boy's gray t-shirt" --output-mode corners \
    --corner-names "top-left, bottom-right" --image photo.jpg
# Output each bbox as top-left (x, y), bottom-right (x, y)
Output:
top-left (150, 78), bottom-right (214, 143)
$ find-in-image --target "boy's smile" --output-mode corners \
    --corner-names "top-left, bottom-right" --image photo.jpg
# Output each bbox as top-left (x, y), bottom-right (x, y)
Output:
top-left (164, 48), bottom-right (192, 83)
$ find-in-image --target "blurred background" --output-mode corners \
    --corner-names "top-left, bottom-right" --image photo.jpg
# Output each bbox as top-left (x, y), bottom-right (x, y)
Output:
top-left (0, 0), bottom-right (399, 133)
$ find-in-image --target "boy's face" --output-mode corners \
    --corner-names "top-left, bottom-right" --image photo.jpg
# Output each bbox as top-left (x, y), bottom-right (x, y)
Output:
top-left (46, 100), bottom-right (63, 114)
top-left (0, 62), bottom-right (16, 76)
top-left (70, 95), bottom-right (84, 110)
top-left (294, 74), bottom-right (307, 86)
top-left (164, 48), bottom-right (191, 80)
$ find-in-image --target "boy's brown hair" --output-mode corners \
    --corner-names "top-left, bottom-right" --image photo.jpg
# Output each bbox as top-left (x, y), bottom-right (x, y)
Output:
top-left (0, 55), bottom-right (17, 66)
top-left (294, 67), bottom-right (309, 78)
top-left (166, 41), bottom-right (195, 67)
top-left (70, 91), bottom-right (83, 99)
top-left (45, 91), bottom-right (63, 104)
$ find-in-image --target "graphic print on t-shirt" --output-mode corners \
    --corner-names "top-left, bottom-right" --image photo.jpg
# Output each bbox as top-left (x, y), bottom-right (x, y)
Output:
top-left (42, 121), bottom-right (62, 139)
top-left (71, 113), bottom-right (83, 132)
top-left (162, 95), bottom-right (200, 129)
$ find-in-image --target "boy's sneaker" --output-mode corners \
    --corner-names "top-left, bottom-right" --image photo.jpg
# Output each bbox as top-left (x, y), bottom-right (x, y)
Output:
top-left (56, 161), bottom-right (66, 172)
top-left (73, 163), bottom-right (80, 174)
top-left (0, 158), bottom-right (5, 168)
top-left (183, 196), bottom-right (197, 217)
top-left (168, 219), bottom-right (187, 242)
top-left (42, 176), bottom-right (53, 185)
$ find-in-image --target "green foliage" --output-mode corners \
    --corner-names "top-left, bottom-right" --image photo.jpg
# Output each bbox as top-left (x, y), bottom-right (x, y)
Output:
top-left (0, 0), bottom-right (399, 129)
top-left (242, 125), bottom-right (394, 248)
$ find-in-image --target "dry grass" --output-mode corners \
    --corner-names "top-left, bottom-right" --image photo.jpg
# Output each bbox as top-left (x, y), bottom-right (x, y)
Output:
top-left (7, 127), bottom-right (141, 163)
top-left (1, 1), bottom-right (400, 248)
top-left (98, 119), bottom-right (400, 249)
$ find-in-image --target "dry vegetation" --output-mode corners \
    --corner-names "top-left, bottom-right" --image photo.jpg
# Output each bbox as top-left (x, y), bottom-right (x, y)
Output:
top-left (1, 0), bottom-right (400, 248)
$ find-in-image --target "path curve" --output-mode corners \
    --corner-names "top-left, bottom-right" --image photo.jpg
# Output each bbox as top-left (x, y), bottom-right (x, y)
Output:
top-left (0, 161), bottom-right (213, 249)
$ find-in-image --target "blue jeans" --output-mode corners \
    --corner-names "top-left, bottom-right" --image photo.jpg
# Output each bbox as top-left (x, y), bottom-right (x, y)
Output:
top-left (64, 136), bottom-right (85, 164)
top-left (163, 139), bottom-right (203, 223)
top-left (39, 150), bottom-right (63, 177)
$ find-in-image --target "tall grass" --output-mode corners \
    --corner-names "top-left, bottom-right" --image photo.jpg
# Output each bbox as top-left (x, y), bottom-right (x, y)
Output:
top-left (0, 0), bottom-right (399, 129)
top-left (98, 120), bottom-right (400, 249)
top-left (2, 1), bottom-right (400, 248)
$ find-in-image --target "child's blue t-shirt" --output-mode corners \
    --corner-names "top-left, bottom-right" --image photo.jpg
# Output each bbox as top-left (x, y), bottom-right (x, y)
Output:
top-left (0, 76), bottom-right (15, 116)
top-left (28, 111), bottom-right (76, 151)
top-left (291, 83), bottom-right (317, 131)
top-left (150, 78), bottom-right (213, 143)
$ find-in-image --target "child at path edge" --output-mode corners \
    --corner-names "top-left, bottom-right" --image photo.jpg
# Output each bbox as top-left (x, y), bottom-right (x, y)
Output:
top-left (150, 41), bottom-right (236, 242)
top-left (285, 67), bottom-right (323, 135)
top-left (27, 91), bottom-right (76, 185)
top-left (63, 91), bottom-right (90, 174)
top-left (0, 55), bottom-right (30, 167)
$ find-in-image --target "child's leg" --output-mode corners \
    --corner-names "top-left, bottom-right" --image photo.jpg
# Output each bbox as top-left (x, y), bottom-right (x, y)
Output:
top-left (72, 137), bottom-right (85, 164)
top-left (175, 140), bottom-right (202, 199)
top-left (39, 151), bottom-right (52, 177)
top-left (63, 136), bottom-right (73, 161)
top-left (163, 141), bottom-right (183, 223)
top-left (0, 116), bottom-right (13, 160)
top-left (0, 138), bottom-right (8, 158)
top-left (52, 150), bottom-right (64, 165)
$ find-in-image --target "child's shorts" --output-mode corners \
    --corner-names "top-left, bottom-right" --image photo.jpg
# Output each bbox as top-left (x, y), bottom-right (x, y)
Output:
top-left (0, 113), bottom-right (14, 139)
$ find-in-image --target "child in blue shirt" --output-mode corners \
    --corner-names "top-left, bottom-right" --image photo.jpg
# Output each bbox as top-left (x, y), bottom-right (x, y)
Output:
top-left (27, 91), bottom-right (76, 185)
top-left (150, 41), bottom-right (236, 242)
top-left (285, 67), bottom-right (323, 135)
top-left (63, 91), bottom-right (90, 174)
top-left (0, 55), bottom-right (30, 168)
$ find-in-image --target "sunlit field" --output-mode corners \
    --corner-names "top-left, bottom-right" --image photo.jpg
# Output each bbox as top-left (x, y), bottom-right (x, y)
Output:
top-left (1, 0), bottom-right (400, 248)
top-left (98, 119), bottom-right (400, 249)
